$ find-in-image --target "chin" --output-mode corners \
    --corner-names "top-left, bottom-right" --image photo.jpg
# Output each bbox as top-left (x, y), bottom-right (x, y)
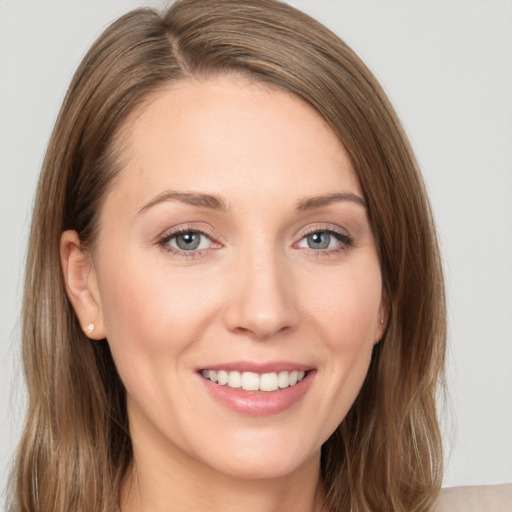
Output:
top-left (194, 430), bottom-right (321, 481)
top-left (208, 452), bottom-right (317, 481)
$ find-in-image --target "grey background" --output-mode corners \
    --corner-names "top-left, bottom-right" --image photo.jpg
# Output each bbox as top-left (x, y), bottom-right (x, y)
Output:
top-left (1, 0), bottom-right (511, 497)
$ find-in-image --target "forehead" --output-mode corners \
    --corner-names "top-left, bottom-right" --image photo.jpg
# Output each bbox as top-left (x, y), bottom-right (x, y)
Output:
top-left (107, 76), bottom-right (361, 213)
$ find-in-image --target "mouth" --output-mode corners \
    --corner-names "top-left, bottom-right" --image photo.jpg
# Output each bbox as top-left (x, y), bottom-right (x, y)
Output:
top-left (200, 369), bottom-right (307, 392)
top-left (197, 362), bottom-right (315, 415)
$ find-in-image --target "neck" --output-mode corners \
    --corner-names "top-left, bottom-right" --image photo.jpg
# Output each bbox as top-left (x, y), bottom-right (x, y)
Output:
top-left (120, 441), bottom-right (324, 512)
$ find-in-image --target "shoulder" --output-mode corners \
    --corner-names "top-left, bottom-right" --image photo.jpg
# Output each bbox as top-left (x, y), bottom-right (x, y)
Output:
top-left (436, 484), bottom-right (512, 512)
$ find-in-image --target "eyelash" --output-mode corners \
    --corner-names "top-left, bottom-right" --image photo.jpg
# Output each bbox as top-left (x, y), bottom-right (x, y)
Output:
top-left (157, 226), bottom-right (217, 258)
top-left (295, 225), bottom-right (354, 256)
top-left (157, 224), bottom-right (353, 258)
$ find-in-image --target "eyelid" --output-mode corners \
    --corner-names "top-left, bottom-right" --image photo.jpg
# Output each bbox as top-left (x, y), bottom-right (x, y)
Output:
top-left (155, 222), bottom-right (353, 258)
top-left (297, 223), bottom-right (351, 241)
top-left (294, 223), bottom-right (354, 252)
top-left (156, 224), bottom-right (222, 257)
top-left (157, 222), bottom-right (218, 241)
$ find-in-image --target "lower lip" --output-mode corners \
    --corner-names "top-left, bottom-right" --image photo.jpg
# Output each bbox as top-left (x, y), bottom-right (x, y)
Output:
top-left (199, 371), bottom-right (315, 416)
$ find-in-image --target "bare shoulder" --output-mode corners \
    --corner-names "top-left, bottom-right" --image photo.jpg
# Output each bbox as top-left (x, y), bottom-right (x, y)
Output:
top-left (436, 484), bottom-right (512, 512)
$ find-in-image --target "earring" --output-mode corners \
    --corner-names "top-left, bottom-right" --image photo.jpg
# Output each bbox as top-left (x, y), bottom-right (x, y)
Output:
top-left (87, 323), bottom-right (95, 334)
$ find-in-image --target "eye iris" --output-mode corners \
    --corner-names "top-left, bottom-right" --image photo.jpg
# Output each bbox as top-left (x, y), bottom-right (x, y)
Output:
top-left (307, 232), bottom-right (330, 249)
top-left (176, 232), bottom-right (201, 250)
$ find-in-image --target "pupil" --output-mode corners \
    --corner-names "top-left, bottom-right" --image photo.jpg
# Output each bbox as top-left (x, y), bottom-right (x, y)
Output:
top-left (177, 232), bottom-right (200, 250)
top-left (308, 232), bottom-right (330, 249)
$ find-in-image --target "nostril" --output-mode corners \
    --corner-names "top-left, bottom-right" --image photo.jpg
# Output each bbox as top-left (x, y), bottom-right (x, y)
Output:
top-left (231, 322), bottom-right (294, 340)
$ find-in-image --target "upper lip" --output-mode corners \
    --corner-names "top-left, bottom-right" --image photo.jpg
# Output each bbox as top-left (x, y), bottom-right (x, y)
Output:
top-left (197, 361), bottom-right (313, 374)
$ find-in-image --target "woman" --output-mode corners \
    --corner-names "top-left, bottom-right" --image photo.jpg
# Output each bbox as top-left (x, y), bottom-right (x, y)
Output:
top-left (9, 0), bottom-right (446, 511)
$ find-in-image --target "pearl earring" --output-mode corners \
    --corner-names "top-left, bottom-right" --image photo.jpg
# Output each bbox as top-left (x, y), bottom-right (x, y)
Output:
top-left (87, 323), bottom-right (95, 334)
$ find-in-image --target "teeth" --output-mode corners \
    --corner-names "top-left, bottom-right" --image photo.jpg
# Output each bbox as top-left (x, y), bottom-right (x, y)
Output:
top-left (278, 371), bottom-right (289, 388)
top-left (217, 370), bottom-right (228, 385)
top-left (241, 371), bottom-right (260, 391)
top-left (201, 369), bottom-right (307, 392)
top-left (227, 370), bottom-right (241, 388)
top-left (260, 372), bottom-right (278, 392)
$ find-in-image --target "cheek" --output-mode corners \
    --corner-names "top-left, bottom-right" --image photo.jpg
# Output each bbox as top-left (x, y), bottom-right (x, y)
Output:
top-left (306, 259), bottom-right (383, 348)
top-left (95, 252), bottom-right (221, 382)
top-left (300, 260), bottom-right (382, 426)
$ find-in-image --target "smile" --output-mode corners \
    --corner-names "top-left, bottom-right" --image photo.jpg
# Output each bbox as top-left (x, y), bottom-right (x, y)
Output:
top-left (201, 369), bottom-right (307, 392)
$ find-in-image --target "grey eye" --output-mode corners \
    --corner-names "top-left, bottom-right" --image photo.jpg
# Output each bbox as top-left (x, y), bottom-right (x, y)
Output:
top-left (171, 232), bottom-right (210, 251)
top-left (297, 230), bottom-right (350, 251)
top-left (306, 232), bottom-right (331, 250)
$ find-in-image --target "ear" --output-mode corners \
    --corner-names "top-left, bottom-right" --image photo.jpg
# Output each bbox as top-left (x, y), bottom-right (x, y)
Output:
top-left (60, 230), bottom-right (106, 340)
top-left (373, 295), bottom-right (389, 344)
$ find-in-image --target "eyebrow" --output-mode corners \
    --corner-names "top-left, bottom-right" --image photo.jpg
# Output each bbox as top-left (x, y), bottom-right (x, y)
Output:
top-left (137, 190), bottom-right (229, 215)
top-left (295, 192), bottom-right (366, 211)
top-left (137, 190), bottom-right (366, 216)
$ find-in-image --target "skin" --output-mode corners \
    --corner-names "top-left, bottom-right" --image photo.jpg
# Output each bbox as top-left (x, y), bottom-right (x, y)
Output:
top-left (61, 76), bottom-right (386, 512)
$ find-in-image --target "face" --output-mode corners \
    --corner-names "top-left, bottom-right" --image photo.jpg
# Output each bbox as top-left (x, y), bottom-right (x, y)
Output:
top-left (74, 77), bottom-right (385, 481)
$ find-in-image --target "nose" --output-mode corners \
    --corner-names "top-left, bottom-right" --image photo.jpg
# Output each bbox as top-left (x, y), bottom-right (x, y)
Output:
top-left (223, 249), bottom-right (299, 340)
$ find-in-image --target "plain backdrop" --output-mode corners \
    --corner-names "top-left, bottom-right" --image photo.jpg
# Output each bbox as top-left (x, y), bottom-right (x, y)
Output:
top-left (1, 0), bottom-right (511, 498)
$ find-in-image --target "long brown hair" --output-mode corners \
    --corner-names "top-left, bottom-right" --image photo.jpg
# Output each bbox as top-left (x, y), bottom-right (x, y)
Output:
top-left (10, 1), bottom-right (446, 511)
